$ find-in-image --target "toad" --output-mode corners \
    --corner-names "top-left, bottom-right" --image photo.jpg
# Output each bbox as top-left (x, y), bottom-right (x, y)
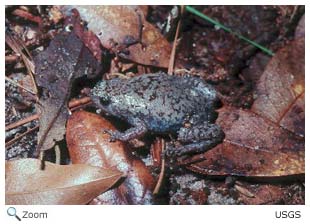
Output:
top-left (91, 72), bottom-right (224, 157)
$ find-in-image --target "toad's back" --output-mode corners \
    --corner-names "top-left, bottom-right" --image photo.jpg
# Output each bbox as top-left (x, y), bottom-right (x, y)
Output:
top-left (95, 73), bottom-right (219, 133)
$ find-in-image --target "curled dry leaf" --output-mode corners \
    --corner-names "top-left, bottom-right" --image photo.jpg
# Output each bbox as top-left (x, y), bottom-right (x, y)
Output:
top-left (6, 158), bottom-right (123, 205)
top-left (66, 110), bottom-right (155, 204)
top-left (61, 5), bottom-right (172, 67)
top-left (188, 107), bottom-right (304, 177)
top-left (252, 38), bottom-right (305, 136)
top-left (33, 12), bottom-right (101, 153)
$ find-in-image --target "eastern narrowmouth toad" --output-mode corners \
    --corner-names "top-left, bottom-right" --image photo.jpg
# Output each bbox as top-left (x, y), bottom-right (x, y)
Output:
top-left (91, 72), bottom-right (224, 157)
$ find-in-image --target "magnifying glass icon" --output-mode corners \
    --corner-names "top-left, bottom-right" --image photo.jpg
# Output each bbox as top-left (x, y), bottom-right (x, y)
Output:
top-left (7, 207), bottom-right (21, 221)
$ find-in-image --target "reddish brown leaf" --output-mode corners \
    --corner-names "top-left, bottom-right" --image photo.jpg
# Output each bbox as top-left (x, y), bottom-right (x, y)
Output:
top-left (6, 158), bottom-right (123, 205)
top-left (251, 38), bottom-right (305, 136)
top-left (235, 182), bottom-right (304, 205)
top-left (61, 6), bottom-right (171, 67)
top-left (188, 39), bottom-right (304, 179)
top-left (188, 107), bottom-right (304, 177)
top-left (66, 110), bottom-right (155, 204)
top-left (12, 8), bottom-right (43, 26)
top-left (64, 9), bottom-right (103, 61)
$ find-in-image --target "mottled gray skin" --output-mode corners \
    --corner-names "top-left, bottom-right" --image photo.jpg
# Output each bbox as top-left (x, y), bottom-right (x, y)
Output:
top-left (91, 72), bottom-right (224, 156)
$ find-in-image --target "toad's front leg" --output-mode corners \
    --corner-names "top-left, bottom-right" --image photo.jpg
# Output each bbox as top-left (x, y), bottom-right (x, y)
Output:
top-left (166, 121), bottom-right (225, 157)
top-left (103, 118), bottom-right (148, 142)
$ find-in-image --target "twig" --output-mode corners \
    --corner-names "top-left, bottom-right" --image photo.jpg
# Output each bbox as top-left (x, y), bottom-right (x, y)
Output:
top-left (12, 8), bottom-right (43, 25)
top-left (5, 114), bottom-right (39, 131)
top-left (235, 183), bottom-right (255, 198)
top-left (69, 101), bottom-right (93, 113)
top-left (5, 125), bottom-right (39, 148)
top-left (5, 76), bottom-right (36, 95)
top-left (153, 138), bottom-right (166, 194)
top-left (39, 151), bottom-right (45, 170)
top-left (289, 6), bottom-right (299, 22)
top-left (110, 72), bottom-right (130, 79)
top-left (5, 97), bottom-right (91, 131)
top-left (6, 31), bottom-right (38, 95)
top-left (68, 96), bottom-right (91, 108)
top-left (168, 6), bottom-right (184, 75)
top-left (5, 55), bottom-right (19, 63)
top-left (55, 145), bottom-right (61, 165)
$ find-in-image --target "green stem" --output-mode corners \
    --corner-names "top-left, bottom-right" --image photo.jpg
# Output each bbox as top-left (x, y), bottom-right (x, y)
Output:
top-left (185, 6), bottom-right (274, 56)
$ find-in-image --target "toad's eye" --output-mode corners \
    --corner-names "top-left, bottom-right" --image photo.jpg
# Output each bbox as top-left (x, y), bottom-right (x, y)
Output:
top-left (100, 97), bottom-right (110, 106)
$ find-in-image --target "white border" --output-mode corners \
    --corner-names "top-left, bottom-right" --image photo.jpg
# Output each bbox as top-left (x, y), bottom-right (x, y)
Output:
top-left (1, 1), bottom-right (309, 224)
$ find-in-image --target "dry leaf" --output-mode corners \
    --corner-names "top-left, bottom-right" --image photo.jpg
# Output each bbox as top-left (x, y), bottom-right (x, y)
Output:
top-left (66, 110), bottom-right (155, 204)
top-left (252, 38), bottom-right (305, 136)
top-left (188, 107), bottom-right (304, 178)
top-left (6, 158), bottom-right (123, 205)
top-left (61, 6), bottom-right (171, 67)
top-left (188, 40), bottom-right (304, 179)
top-left (33, 13), bottom-right (101, 153)
top-left (235, 181), bottom-right (304, 205)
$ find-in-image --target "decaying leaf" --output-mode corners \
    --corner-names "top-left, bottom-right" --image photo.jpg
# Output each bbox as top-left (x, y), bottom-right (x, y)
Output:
top-left (188, 107), bottom-right (304, 177)
top-left (188, 39), bottom-right (304, 179)
top-left (6, 158), bottom-right (123, 205)
top-left (66, 110), bottom-right (155, 204)
top-left (61, 5), bottom-right (172, 67)
top-left (234, 181), bottom-right (304, 205)
top-left (252, 38), bottom-right (305, 136)
top-left (33, 13), bottom-right (101, 153)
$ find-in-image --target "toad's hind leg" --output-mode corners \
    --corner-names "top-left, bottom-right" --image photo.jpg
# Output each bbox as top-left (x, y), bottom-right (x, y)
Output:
top-left (166, 122), bottom-right (224, 157)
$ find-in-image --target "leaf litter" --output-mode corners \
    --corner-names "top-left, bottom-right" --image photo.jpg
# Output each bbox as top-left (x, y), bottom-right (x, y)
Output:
top-left (66, 111), bottom-right (155, 204)
top-left (61, 5), bottom-right (172, 67)
top-left (252, 38), bottom-right (304, 136)
top-left (33, 10), bottom-right (101, 154)
top-left (5, 6), bottom-right (305, 205)
top-left (6, 158), bottom-right (123, 205)
top-left (188, 39), bottom-right (304, 179)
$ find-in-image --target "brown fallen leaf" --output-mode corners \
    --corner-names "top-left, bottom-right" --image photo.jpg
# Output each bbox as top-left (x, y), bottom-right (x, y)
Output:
top-left (61, 5), bottom-right (172, 68)
top-left (33, 12), bottom-right (101, 154)
top-left (12, 8), bottom-right (43, 26)
top-left (252, 38), bottom-right (304, 136)
top-left (188, 39), bottom-right (304, 179)
top-left (65, 9), bottom-right (103, 62)
top-left (66, 110), bottom-right (155, 204)
top-left (235, 181), bottom-right (304, 205)
top-left (6, 158), bottom-right (123, 205)
top-left (188, 107), bottom-right (304, 177)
